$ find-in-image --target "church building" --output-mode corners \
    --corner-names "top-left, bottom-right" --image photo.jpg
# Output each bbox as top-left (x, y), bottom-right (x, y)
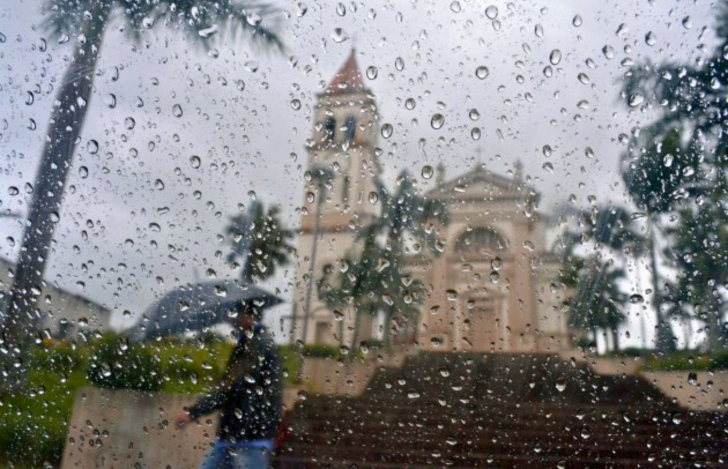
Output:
top-left (292, 51), bottom-right (570, 353)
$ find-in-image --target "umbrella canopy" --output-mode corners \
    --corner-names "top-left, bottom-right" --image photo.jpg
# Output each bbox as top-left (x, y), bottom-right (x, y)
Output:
top-left (131, 280), bottom-right (283, 341)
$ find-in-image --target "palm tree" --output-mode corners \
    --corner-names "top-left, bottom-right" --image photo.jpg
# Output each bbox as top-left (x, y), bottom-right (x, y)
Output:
top-left (2, 0), bottom-right (282, 382)
top-left (559, 204), bottom-right (644, 352)
top-left (317, 224), bottom-right (384, 352)
top-left (620, 131), bottom-right (698, 352)
top-left (301, 166), bottom-right (333, 344)
top-left (226, 201), bottom-right (294, 284)
top-left (621, 6), bottom-right (728, 351)
top-left (370, 171), bottom-right (448, 348)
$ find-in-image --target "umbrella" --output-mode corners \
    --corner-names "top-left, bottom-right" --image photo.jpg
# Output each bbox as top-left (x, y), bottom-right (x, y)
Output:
top-left (131, 280), bottom-right (283, 341)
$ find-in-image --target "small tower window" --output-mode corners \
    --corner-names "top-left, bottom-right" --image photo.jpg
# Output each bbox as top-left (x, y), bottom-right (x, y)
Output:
top-left (324, 117), bottom-right (336, 141)
top-left (344, 116), bottom-right (356, 141)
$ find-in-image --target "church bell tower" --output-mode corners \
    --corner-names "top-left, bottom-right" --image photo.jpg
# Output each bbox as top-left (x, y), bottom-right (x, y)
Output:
top-left (293, 50), bottom-right (381, 345)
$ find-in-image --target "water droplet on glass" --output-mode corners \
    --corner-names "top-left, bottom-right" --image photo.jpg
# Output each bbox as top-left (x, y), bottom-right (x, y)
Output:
top-left (87, 140), bottom-right (99, 154)
top-left (475, 66), bottom-right (490, 79)
top-left (405, 98), bottom-right (416, 110)
top-left (190, 155), bottom-right (201, 168)
top-left (290, 99), bottom-right (301, 110)
top-left (25, 91), bottom-right (34, 105)
top-left (645, 31), bottom-right (656, 46)
top-left (172, 104), bottom-right (183, 117)
top-left (629, 294), bottom-right (644, 304)
top-left (125, 117), bottom-right (136, 130)
top-left (8, 186), bottom-right (19, 196)
top-left (663, 154), bottom-right (674, 167)
top-left (484, 5), bottom-right (498, 20)
top-left (549, 49), bottom-right (562, 65)
top-left (585, 147), bottom-right (594, 159)
top-left (469, 109), bottom-right (480, 120)
top-left (27, 118), bottom-right (36, 130)
top-left (572, 15), bottom-right (583, 27)
top-left (198, 25), bottom-right (219, 38)
top-left (381, 123), bottom-right (393, 139)
top-left (687, 372), bottom-right (698, 386)
top-left (421, 165), bottom-right (434, 179)
top-left (534, 24), bottom-right (544, 37)
top-left (577, 72), bottom-right (590, 84)
top-left (155, 179), bottom-right (165, 190)
top-left (431, 113), bottom-right (445, 129)
top-left (543, 66), bottom-right (553, 77)
top-left (368, 191), bottom-right (379, 204)
top-left (555, 377), bottom-right (567, 392)
top-left (331, 28), bottom-right (348, 43)
top-left (450, 1), bottom-right (461, 13)
top-left (628, 94), bottom-right (644, 107)
top-left (616, 23), bottom-right (628, 36)
top-left (542, 145), bottom-right (552, 157)
top-left (79, 166), bottom-right (89, 178)
top-left (296, 3), bottom-right (308, 17)
top-left (471, 127), bottom-right (481, 140)
top-left (366, 66), bottom-right (378, 80)
top-left (682, 16), bottom-right (692, 29)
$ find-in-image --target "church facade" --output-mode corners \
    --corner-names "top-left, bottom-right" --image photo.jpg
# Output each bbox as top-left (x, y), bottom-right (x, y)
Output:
top-left (292, 51), bottom-right (570, 353)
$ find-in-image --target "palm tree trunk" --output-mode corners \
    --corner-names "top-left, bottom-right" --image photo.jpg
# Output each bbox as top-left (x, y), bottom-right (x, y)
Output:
top-left (611, 326), bottom-right (620, 352)
top-left (3, 1), bottom-right (111, 384)
top-left (350, 305), bottom-right (364, 355)
top-left (301, 190), bottom-right (324, 343)
top-left (647, 219), bottom-right (676, 352)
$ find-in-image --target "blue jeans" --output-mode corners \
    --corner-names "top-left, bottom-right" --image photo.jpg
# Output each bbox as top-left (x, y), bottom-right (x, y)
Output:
top-left (199, 439), bottom-right (272, 469)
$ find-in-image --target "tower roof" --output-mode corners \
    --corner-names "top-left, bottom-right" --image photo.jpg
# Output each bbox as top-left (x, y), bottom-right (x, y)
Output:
top-left (326, 49), bottom-right (365, 95)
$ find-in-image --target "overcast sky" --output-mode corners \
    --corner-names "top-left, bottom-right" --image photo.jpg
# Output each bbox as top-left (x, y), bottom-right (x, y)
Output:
top-left (0, 0), bottom-right (720, 344)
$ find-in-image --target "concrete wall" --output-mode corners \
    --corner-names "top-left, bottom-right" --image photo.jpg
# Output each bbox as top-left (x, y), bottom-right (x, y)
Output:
top-left (61, 388), bottom-right (214, 469)
top-left (643, 370), bottom-right (728, 412)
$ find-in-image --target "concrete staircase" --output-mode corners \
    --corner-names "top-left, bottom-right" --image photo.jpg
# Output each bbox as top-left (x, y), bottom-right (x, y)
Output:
top-left (274, 353), bottom-right (727, 468)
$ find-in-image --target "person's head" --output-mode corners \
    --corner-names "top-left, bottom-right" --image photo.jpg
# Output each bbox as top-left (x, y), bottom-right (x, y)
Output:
top-left (236, 302), bottom-right (261, 330)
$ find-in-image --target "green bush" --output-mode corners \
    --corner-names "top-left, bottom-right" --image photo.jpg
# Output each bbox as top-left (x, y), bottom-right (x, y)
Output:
top-left (642, 350), bottom-right (728, 371)
top-left (86, 334), bottom-right (164, 392)
top-left (302, 343), bottom-right (340, 358)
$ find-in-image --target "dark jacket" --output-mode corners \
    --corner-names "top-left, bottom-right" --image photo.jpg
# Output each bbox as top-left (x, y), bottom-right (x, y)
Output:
top-left (187, 325), bottom-right (282, 442)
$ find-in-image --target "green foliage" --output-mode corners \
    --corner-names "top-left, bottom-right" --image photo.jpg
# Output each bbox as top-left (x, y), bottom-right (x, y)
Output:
top-left (226, 200), bottom-right (295, 284)
top-left (641, 351), bottom-right (728, 371)
top-left (86, 334), bottom-right (164, 392)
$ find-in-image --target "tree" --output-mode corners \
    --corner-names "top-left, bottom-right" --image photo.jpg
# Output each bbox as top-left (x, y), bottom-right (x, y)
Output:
top-left (226, 201), bottom-right (294, 284)
top-left (663, 200), bottom-right (728, 351)
top-left (370, 172), bottom-right (448, 348)
top-left (621, 6), bottom-right (728, 352)
top-left (559, 204), bottom-right (644, 352)
top-left (317, 225), bottom-right (385, 352)
top-left (2, 0), bottom-right (282, 383)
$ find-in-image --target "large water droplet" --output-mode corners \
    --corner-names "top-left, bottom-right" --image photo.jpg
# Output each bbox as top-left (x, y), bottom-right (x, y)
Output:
top-left (421, 165), bottom-right (434, 179)
top-left (172, 104), bottom-right (183, 117)
top-left (25, 91), bottom-right (34, 105)
top-left (572, 15), bottom-right (583, 27)
top-left (368, 191), bottom-right (379, 204)
top-left (155, 179), bottom-right (165, 190)
top-left (190, 155), bottom-right (201, 168)
top-left (381, 123), bottom-right (393, 139)
top-left (555, 377), bottom-right (567, 392)
top-left (645, 31), bottom-right (656, 46)
top-left (629, 293), bottom-right (644, 304)
top-left (485, 5), bottom-right (498, 20)
top-left (450, 1), bottom-right (461, 13)
top-left (534, 24), bottom-right (544, 37)
top-left (471, 127), bottom-right (481, 140)
top-left (331, 28), bottom-right (349, 43)
top-left (79, 166), bottom-right (89, 178)
top-left (87, 140), bottom-right (99, 154)
top-left (366, 66), bottom-right (378, 80)
top-left (431, 113), bottom-right (445, 129)
top-left (549, 49), bottom-right (562, 65)
top-left (475, 66), bottom-right (490, 79)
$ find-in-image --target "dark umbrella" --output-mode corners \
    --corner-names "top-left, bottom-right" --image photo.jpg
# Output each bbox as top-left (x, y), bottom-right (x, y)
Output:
top-left (132, 280), bottom-right (283, 341)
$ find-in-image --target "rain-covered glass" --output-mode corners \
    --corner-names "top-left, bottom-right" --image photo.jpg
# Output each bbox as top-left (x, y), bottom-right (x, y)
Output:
top-left (0, 1), bottom-right (726, 468)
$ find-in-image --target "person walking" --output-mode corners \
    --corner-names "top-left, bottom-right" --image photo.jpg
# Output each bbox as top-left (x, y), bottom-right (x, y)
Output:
top-left (176, 301), bottom-right (282, 469)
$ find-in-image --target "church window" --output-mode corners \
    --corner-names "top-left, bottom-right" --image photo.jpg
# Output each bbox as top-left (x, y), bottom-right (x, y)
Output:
top-left (344, 116), bottom-right (356, 141)
top-left (455, 227), bottom-right (509, 253)
top-left (323, 117), bottom-right (336, 141)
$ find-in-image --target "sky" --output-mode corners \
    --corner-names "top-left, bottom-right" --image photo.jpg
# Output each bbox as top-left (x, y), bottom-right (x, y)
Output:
top-left (0, 0), bottom-right (720, 345)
